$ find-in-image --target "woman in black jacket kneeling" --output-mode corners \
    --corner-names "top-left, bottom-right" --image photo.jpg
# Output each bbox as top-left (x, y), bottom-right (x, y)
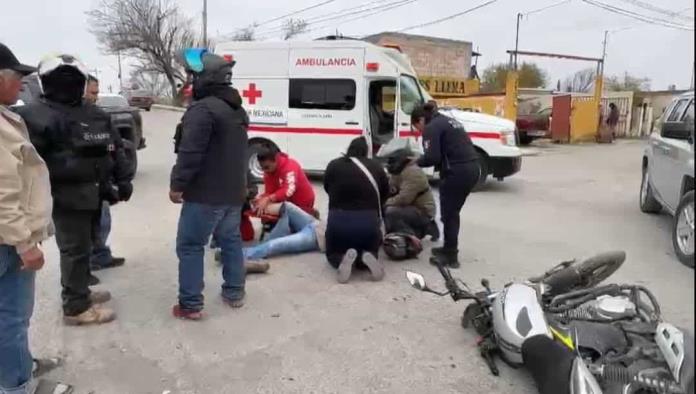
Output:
top-left (323, 137), bottom-right (390, 284)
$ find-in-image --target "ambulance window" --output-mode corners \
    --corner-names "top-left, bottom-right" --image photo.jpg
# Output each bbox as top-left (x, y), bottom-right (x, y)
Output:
top-left (400, 75), bottom-right (424, 115)
top-left (289, 79), bottom-right (356, 110)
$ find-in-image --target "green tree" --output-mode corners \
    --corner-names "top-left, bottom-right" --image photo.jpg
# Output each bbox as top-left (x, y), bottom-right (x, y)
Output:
top-left (481, 62), bottom-right (548, 92)
top-left (604, 73), bottom-right (651, 92)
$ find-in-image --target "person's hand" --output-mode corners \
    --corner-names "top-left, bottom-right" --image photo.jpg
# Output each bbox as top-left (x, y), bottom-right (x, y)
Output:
top-left (20, 246), bottom-right (44, 271)
top-left (118, 182), bottom-right (133, 201)
top-left (255, 196), bottom-right (272, 213)
top-left (169, 190), bottom-right (184, 204)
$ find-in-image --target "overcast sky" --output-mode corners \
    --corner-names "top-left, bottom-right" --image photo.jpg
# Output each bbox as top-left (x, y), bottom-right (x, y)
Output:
top-left (2, 0), bottom-right (694, 92)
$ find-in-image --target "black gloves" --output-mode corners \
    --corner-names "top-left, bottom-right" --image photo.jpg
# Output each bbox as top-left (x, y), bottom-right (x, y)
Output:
top-left (117, 182), bottom-right (133, 202)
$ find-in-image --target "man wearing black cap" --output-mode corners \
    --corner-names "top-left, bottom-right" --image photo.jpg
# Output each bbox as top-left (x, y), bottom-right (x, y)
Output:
top-left (0, 42), bottom-right (73, 394)
top-left (170, 49), bottom-right (248, 319)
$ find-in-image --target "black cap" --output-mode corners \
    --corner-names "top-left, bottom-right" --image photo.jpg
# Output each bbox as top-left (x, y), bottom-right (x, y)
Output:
top-left (0, 43), bottom-right (36, 76)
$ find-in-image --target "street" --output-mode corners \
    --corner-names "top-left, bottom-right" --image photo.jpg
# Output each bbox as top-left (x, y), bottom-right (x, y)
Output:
top-left (30, 109), bottom-right (694, 394)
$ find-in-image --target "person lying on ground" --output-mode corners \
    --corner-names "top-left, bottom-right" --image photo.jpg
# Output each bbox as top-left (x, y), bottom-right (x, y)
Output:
top-left (323, 137), bottom-right (389, 284)
top-left (384, 148), bottom-right (439, 241)
top-left (254, 147), bottom-right (316, 215)
top-left (243, 202), bottom-right (325, 261)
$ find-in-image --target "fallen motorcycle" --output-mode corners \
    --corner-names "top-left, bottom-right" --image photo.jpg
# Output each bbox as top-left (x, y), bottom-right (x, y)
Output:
top-left (405, 251), bottom-right (694, 394)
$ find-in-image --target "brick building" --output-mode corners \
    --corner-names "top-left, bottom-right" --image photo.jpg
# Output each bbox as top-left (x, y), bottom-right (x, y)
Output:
top-left (363, 32), bottom-right (474, 79)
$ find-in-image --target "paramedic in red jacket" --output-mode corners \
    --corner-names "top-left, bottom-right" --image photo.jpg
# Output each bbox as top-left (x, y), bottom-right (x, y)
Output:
top-left (255, 147), bottom-right (315, 214)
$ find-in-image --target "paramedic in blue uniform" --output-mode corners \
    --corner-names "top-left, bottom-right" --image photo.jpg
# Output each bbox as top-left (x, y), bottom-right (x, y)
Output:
top-left (413, 102), bottom-right (480, 268)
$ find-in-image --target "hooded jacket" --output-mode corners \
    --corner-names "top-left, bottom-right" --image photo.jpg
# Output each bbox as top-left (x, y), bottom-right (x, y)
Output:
top-left (261, 153), bottom-right (315, 213)
top-left (170, 86), bottom-right (249, 205)
top-left (386, 161), bottom-right (436, 219)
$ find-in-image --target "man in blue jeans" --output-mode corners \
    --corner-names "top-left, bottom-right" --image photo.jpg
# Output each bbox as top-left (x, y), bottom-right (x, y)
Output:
top-left (244, 202), bottom-right (325, 261)
top-left (169, 49), bottom-right (248, 320)
top-left (1, 43), bottom-right (72, 393)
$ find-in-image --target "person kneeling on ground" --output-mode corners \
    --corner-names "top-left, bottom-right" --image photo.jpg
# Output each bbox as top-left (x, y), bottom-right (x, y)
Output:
top-left (384, 148), bottom-right (439, 241)
top-left (243, 202), bottom-right (324, 261)
top-left (323, 137), bottom-right (389, 284)
top-left (254, 147), bottom-right (316, 215)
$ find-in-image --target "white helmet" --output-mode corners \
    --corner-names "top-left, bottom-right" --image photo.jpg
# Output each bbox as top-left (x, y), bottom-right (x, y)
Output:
top-left (37, 54), bottom-right (88, 78)
top-left (491, 283), bottom-right (552, 365)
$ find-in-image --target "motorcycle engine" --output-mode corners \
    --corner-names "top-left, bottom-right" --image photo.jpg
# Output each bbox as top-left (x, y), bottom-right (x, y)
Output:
top-left (594, 296), bottom-right (637, 320)
top-left (558, 295), bottom-right (638, 322)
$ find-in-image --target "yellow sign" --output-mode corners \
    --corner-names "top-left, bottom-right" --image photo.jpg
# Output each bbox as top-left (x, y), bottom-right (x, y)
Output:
top-left (420, 77), bottom-right (480, 97)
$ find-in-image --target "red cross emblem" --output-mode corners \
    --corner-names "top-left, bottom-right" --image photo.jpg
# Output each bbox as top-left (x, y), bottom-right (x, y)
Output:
top-left (243, 83), bottom-right (262, 105)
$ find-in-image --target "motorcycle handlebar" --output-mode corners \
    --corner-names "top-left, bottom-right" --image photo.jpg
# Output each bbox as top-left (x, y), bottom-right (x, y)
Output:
top-left (432, 259), bottom-right (478, 302)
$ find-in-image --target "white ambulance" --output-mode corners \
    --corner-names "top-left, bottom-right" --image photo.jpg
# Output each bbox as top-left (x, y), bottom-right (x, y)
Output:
top-left (215, 39), bottom-right (521, 187)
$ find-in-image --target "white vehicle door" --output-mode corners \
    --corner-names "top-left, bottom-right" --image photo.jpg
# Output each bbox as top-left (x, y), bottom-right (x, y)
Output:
top-left (652, 97), bottom-right (693, 210)
top-left (397, 74), bottom-right (426, 139)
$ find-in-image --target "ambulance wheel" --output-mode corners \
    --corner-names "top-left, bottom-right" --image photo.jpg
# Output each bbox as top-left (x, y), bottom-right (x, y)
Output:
top-left (473, 149), bottom-right (489, 192)
top-left (247, 140), bottom-right (275, 183)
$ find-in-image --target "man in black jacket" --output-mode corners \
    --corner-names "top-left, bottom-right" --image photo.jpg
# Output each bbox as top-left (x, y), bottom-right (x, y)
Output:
top-left (170, 49), bottom-right (248, 320)
top-left (16, 54), bottom-right (132, 325)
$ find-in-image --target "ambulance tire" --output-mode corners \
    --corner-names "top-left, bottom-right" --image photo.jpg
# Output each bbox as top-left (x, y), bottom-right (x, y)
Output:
top-left (247, 139), bottom-right (275, 183)
top-left (473, 149), bottom-right (489, 192)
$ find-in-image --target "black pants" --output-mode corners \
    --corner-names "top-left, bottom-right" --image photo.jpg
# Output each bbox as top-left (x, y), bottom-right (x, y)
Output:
top-left (440, 162), bottom-right (480, 250)
top-left (325, 210), bottom-right (381, 268)
top-left (385, 206), bottom-right (431, 239)
top-left (53, 208), bottom-right (100, 316)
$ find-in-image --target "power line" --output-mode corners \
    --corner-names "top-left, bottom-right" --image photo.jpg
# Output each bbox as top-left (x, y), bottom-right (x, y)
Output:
top-left (396, 0), bottom-right (499, 32)
top-left (613, 0), bottom-right (694, 22)
top-left (254, 0), bottom-right (339, 27)
top-left (581, 0), bottom-right (694, 30)
top-left (300, 0), bottom-right (420, 37)
top-left (255, 0), bottom-right (417, 39)
top-left (256, 0), bottom-right (413, 37)
top-left (524, 0), bottom-right (572, 16)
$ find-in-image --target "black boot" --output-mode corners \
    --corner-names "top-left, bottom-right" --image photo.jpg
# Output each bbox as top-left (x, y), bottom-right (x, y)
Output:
top-left (425, 220), bottom-right (440, 242)
top-left (429, 248), bottom-right (460, 269)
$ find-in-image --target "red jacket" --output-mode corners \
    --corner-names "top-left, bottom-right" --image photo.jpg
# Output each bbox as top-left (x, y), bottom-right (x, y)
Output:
top-left (262, 153), bottom-right (315, 213)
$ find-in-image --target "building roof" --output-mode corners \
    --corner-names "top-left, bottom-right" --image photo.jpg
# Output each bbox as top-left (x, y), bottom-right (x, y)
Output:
top-left (363, 32), bottom-right (472, 47)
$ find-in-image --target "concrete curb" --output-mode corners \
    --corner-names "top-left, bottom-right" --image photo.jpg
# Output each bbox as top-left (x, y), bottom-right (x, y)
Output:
top-left (152, 104), bottom-right (185, 113)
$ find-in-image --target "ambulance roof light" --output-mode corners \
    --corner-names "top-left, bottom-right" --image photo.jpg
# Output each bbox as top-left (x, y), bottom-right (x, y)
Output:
top-left (366, 62), bottom-right (379, 72)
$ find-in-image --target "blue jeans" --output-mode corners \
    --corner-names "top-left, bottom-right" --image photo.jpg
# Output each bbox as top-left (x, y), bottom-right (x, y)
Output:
top-left (0, 246), bottom-right (35, 394)
top-left (244, 203), bottom-right (318, 260)
top-left (176, 202), bottom-right (245, 311)
top-left (91, 201), bottom-right (113, 267)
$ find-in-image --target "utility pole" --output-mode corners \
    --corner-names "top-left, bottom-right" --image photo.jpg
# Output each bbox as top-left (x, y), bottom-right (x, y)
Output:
top-left (202, 0), bottom-right (208, 46)
top-left (117, 50), bottom-right (123, 92)
top-left (601, 30), bottom-right (608, 74)
top-left (514, 12), bottom-right (522, 69)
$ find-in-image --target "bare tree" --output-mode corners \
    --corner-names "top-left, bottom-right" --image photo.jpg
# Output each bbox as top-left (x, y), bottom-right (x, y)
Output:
top-left (563, 68), bottom-right (596, 93)
top-left (128, 63), bottom-right (171, 98)
top-left (282, 18), bottom-right (308, 40)
top-left (87, 0), bottom-right (200, 100)
top-left (232, 25), bottom-right (257, 41)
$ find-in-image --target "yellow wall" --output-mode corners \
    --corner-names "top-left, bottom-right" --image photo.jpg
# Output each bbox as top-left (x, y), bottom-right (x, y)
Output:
top-left (437, 95), bottom-right (507, 118)
top-left (570, 96), bottom-right (599, 142)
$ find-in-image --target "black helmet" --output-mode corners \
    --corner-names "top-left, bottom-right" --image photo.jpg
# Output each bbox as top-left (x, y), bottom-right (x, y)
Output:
top-left (383, 233), bottom-right (423, 261)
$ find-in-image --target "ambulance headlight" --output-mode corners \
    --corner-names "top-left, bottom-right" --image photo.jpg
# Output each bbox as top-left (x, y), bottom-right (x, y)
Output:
top-left (501, 129), bottom-right (516, 147)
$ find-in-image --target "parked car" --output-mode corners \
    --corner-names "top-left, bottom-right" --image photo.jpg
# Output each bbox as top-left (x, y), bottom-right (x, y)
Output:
top-left (640, 91), bottom-right (694, 267)
top-left (126, 89), bottom-right (154, 111)
top-left (516, 107), bottom-right (552, 145)
top-left (97, 93), bottom-right (146, 172)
